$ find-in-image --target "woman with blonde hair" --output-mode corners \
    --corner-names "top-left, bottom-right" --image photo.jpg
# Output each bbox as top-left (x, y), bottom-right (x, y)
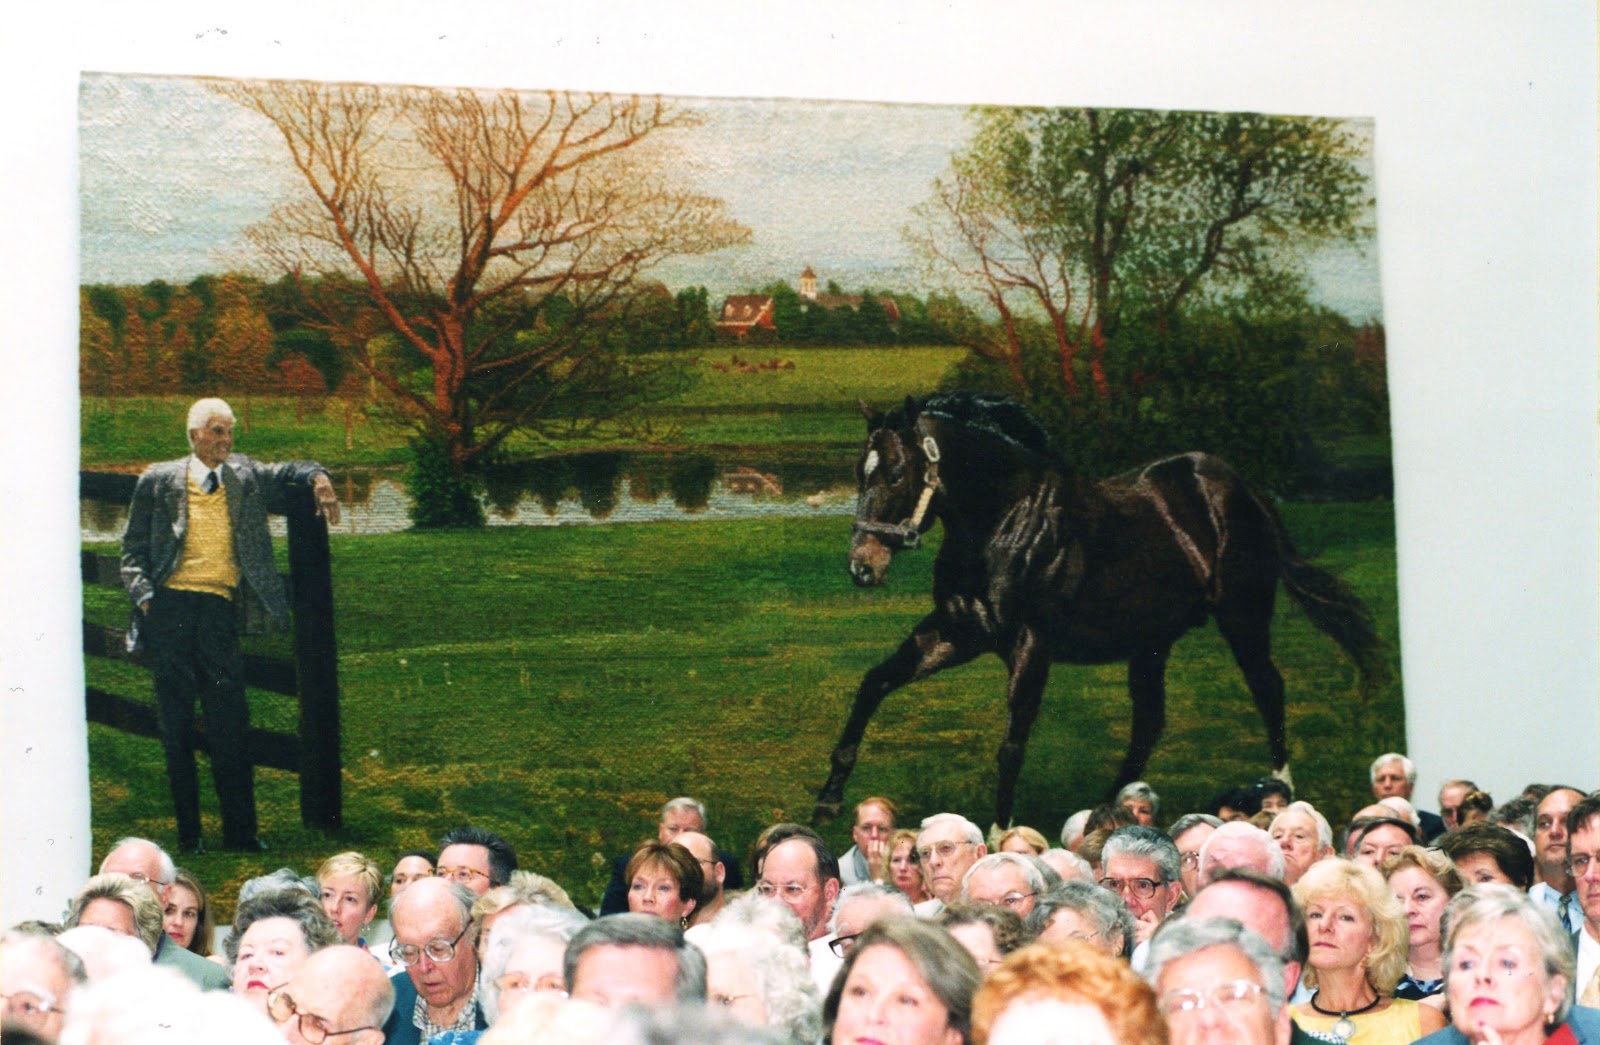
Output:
top-left (995, 826), bottom-right (1048, 856)
top-left (1380, 845), bottom-right (1464, 1003)
top-left (888, 829), bottom-right (932, 905)
top-left (1290, 858), bottom-right (1447, 1042)
top-left (316, 850), bottom-right (382, 950)
top-left (970, 941), bottom-right (1166, 1044)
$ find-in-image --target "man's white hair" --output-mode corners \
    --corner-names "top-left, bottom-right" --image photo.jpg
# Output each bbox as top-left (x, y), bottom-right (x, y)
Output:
top-left (1378, 796), bottom-right (1419, 826)
top-left (826, 882), bottom-right (912, 935)
top-left (1059, 809), bottom-right (1092, 848)
top-left (1271, 801), bottom-right (1333, 849)
top-left (1199, 821), bottom-right (1286, 881)
top-left (918, 812), bottom-right (984, 846)
top-left (100, 837), bottom-right (176, 886)
top-left (959, 852), bottom-right (1046, 900)
top-left (1369, 752), bottom-right (1416, 786)
top-left (185, 398), bottom-right (235, 448)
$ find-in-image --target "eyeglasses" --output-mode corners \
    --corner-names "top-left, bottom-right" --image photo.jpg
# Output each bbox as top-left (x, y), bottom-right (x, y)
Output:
top-left (711, 991), bottom-right (757, 1008)
top-left (1179, 851), bottom-right (1202, 867)
top-left (1, 989), bottom-right (60, 1022)
top-left (389, 921), bottom-right (469, 967)
top-left (494, 972), bottom-right (567, 997)
top-left (1158, 979), bottom-right (1266, 1020)
top-left (988, 891), bottom-right (1037, 910)
top-left (435, 866), bottom-right (491, 885)
top-left (267, 989), bottom-right (380, 1043)
top-left (916, 841), bottom-right (971, 863)
top-left (756, 881), bottom-right (814, 901)
top-left (1099, 876), bottom-right (1163, 899)
top-left (1567, 853), bottom-right (1600, 877)
top-left (828, 932), bottom-right (861, 957)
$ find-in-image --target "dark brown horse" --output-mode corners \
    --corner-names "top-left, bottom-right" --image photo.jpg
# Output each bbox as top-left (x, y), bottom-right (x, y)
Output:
top-left (813, 390), bottom-right (1386, 828)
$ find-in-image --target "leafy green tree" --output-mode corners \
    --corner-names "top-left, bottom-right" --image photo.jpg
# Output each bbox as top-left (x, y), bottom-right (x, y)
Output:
top-left (910, 107), bottom-right (1370, 404)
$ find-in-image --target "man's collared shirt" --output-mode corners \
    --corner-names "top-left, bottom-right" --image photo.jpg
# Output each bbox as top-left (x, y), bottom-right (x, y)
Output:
top-left (413, 980), bottom-right (479, 1040)
top-left (1577, 925), bottom-right (1600, 1003)
top-left (1531, 881), bottom-right (1583, 933)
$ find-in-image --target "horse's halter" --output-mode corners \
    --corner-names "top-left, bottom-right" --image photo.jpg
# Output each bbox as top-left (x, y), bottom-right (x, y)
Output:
top-left (851, 422), bottom-right (942, 551)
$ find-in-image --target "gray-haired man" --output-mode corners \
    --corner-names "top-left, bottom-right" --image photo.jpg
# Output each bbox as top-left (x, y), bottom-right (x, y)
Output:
top-left (121, 397), bottom-right (338, 852)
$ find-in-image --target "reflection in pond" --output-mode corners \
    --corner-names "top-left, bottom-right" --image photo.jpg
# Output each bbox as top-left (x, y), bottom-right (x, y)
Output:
top-left (81, 448), bottom-right (859, 541)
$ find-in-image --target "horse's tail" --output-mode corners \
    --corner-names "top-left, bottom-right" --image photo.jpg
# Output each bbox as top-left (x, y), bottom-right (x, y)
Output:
top-left (1260, 499), bottom-right (1391, 700)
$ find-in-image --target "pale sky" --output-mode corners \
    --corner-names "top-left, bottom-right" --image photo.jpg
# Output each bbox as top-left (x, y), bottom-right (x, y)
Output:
top-left (79, 72), bottom-right (1382, 320)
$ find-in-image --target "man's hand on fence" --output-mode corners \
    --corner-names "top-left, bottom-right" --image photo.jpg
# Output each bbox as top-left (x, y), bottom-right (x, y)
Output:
top-left (312, 473), bottom-right (341, 525)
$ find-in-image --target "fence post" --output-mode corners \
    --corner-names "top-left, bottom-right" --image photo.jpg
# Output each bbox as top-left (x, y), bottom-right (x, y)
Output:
top-left (286, 486), bottom-right (341, 830)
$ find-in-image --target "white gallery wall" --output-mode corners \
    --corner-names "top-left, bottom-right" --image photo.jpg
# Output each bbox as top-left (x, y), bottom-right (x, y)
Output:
top-left (2, 1), bottom-right (1595, 924)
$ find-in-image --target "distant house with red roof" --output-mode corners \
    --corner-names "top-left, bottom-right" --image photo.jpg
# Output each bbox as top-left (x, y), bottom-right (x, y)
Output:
top-left (714, 295), bottom-right (777, 339)
top-left (715, 268), bottom-right (899, 340)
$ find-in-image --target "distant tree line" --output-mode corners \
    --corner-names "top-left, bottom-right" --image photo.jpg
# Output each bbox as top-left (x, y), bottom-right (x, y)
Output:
top-left (729, 279), bottom-right (969, 347)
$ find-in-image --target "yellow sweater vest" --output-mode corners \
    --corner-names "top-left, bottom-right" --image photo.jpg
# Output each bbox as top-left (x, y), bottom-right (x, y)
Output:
top-left (165, 475), bottom-right (240, 599)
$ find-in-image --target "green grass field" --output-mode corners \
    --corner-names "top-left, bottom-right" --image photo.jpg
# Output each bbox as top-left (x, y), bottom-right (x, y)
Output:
top-left (81, 502), bottom-right (1402, 914)
top-left (79, 347), bottom-right (970, 469)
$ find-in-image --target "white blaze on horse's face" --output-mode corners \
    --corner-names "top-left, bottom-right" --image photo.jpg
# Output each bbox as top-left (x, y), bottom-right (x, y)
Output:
top-left (863, 449), bottom-right (880, 481)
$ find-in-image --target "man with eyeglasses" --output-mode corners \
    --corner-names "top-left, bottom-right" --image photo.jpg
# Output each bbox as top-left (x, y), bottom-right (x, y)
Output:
top-left (961, 852), bottom-right (1045, 919)
top-left (825, 882), bottom-right (914, 964)
top-left (839, 796), bottom-right (897, 886)
top-left (1100, 825), bottom-right (1183, 967)
top-left (0, 931), bottom-right (84, 1044)
top-left (913, 812), bottom-right (988, 915)
top-left (434, 826), bottom-right (517, 898)
top-left (96, 837), bottom-right (231, 990)
top-left (271, 944), bottom-right (394, 1045)
top-left (1146, 917), bottom-right (1293, 1045)
top-left (1530, 786), bottom-right (1587, 933)
top-left (1169, 814), bottom-right (1223, 899)
top-left (756, 832), bottom-right (845, 992)
top-left (1436, 778), bottom-right (1478, 833)
top-left (380, 877), bottom-right (486, 1044)
top-left (1565, 792), bottom-right (1600, 1007)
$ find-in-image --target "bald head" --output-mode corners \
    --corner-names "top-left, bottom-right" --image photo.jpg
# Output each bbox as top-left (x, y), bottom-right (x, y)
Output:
top-left (280, 945), bottom-right (394, 1044)
top-left (674, 832), bottom-right (723, 902)
top-left (98, 839), bottom-right (173, 900)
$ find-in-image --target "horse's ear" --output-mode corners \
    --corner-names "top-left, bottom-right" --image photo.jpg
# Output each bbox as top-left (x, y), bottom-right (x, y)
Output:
top-left (859, 399), bottom-right (883, 430)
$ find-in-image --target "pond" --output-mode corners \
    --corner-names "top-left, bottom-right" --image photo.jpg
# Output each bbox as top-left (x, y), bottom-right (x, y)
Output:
top-left (80, 448), bottom-right (862, 540)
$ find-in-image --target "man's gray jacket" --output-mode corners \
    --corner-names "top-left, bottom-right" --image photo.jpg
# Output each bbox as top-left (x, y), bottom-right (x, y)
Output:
top-left (120, 453), bottom-right (328, 648)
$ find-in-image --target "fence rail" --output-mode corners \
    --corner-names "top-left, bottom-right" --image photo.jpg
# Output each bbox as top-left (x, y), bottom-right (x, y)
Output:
top-left (79, 470), bottom-right (343, 830)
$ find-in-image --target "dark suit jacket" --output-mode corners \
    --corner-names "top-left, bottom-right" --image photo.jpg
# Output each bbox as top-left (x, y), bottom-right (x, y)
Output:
top-left (1418, 809), bottom-right (1446, 841)
top-left (381, 968), bottom-right (487, 1045)
top-left (121, 453), bottom-right (328, 648)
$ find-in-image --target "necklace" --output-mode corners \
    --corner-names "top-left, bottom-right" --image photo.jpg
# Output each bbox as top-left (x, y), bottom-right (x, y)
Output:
top-left (1309, 990), bottom-right (1382, 1041)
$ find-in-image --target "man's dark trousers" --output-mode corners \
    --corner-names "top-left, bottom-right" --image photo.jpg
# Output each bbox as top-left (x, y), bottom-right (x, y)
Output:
top-left (146, 587), bottom-right (256, 848)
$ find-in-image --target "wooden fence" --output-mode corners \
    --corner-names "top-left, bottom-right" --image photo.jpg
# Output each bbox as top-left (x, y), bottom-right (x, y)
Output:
top-left (79, 470), bottom-right (342, 830)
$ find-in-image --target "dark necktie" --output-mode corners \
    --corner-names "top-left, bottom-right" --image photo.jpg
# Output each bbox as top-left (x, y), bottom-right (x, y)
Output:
top-left (203, 471), bottom-right (219, 494)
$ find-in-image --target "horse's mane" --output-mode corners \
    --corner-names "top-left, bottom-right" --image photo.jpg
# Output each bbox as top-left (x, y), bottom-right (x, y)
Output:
top-left (898, 390), bottom-right (1059, 462)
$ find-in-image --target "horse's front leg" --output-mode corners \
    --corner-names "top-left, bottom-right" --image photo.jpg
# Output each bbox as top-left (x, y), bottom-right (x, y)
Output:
top-left (994, 624), bottom-right (1051, 830)
top-left (813, 612), bottom-right (988, 824)
top-left (1106, 644), bottom-right (1172, 798)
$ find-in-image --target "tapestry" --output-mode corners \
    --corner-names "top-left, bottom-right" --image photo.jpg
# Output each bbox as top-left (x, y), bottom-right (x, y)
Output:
top-left (78, 71), bottom-right (1398, 904)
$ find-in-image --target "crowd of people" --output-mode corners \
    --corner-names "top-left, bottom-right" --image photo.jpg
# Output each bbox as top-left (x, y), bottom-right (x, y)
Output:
top-left (4, 754), bottom-right (1599, 1045)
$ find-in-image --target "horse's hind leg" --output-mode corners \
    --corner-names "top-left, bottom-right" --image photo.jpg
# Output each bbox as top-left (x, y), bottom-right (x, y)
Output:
top-left (1216, 608), bottom-right (1290, 772)
top-left (995, 625), bottom-right (1050, 829)
top-left (1107, 645), bottom-right (1171, 798)
top-left (813, 615), bottom-right (986, 824)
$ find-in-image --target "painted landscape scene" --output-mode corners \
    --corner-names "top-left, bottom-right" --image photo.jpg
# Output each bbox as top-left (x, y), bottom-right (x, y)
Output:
top-left (78, 72), bottom-right (1399, 903)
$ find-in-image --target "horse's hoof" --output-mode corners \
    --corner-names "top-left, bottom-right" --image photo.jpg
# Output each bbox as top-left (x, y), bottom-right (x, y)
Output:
top-left (1272, 763), bottom-right (1294, 790)
top-left (812, 800), bottom-right (843, 825)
